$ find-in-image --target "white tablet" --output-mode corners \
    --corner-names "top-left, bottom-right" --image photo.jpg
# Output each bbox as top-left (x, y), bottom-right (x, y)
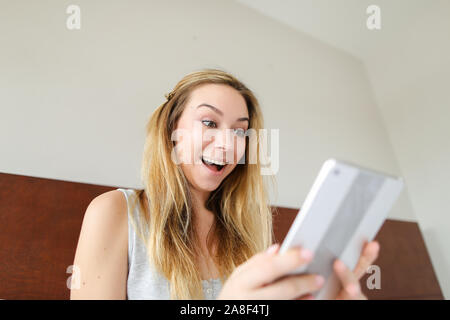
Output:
top-left (278, 158), bottom-right (404, 299)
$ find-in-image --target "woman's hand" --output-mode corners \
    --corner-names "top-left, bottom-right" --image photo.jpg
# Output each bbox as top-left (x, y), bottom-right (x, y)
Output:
top-left (217, 244), bottom-right (325, 300)
top-left (217, 240), bottom-right (380, 300)
top-left (333, 240), bottom-right (380, 300)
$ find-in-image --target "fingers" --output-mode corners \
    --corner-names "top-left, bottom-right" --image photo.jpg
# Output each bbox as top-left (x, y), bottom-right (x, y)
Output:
top-left (333, 259), bottom-right (366, 300)
top-left (253, 273), bottom-right (325, 300)
top-left (239, 246), bottom-right (314, 289)
top-left (230, 243), bottom-right (280, 280)
top-left (352, 240), bottom-right (380, 280)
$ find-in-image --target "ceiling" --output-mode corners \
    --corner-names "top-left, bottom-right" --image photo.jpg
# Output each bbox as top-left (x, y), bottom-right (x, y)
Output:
top-left (235, 0), bottom-right (432, 63)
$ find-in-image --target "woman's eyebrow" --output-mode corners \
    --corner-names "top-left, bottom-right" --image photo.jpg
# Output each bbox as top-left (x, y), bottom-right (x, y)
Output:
top-left (196, 103), bottom-right (249, 123)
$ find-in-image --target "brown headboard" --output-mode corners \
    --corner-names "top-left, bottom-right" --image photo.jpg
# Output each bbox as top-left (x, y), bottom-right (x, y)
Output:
top-left (0, 172), bottom-right (444, 299)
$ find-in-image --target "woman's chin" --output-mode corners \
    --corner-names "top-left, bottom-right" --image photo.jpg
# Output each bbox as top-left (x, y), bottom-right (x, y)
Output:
top-left (196, 181), bottom-right (222, 192)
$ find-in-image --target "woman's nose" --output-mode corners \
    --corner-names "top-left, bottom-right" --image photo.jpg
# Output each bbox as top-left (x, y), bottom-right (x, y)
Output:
top-left (210, 128), bottom-right (235, 153)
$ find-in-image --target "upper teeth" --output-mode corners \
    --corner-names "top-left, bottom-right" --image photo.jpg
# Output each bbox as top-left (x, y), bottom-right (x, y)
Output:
top-left (202, 156), bottom-right (226, 166)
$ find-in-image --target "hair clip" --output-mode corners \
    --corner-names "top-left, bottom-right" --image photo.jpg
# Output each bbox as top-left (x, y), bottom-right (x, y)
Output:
top-left (165, 91), bottom-right (175, 101)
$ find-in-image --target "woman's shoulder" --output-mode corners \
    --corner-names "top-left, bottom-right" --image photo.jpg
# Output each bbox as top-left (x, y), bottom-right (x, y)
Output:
top-left (84, 190), bottom-right (130, 230)
top-left (93, 189), bottom-right (128, 213)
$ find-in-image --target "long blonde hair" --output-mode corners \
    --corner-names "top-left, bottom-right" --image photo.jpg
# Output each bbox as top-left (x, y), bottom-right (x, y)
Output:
top-left (129, 69), bottom-right (277, 299)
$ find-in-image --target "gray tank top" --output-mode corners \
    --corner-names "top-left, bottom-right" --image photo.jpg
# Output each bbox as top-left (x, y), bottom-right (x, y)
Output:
top-left (117, 188), bottom-right (223, 300)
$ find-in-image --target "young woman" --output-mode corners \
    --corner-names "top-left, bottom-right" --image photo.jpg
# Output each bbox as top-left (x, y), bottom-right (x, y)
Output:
top-left (70, 69), bottom-right (380, 300)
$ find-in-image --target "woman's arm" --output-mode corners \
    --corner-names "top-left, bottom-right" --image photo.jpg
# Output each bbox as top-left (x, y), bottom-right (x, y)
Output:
top-left (70, 190), bottom-right (128, 299)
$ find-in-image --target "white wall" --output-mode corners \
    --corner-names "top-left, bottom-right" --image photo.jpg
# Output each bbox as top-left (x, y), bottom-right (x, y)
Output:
top-left (236, 0), bottom-right (450, 300)
top-left (364, 1), bottom-right (450, 299)
top-left (0, 0), bottom-right (414, 220)
top-left (1, 0), bottom-right (416, 268)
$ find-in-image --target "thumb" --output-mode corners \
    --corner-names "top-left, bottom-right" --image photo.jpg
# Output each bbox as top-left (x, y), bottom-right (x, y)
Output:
top-left (265, 243), bottom-right (280, 256)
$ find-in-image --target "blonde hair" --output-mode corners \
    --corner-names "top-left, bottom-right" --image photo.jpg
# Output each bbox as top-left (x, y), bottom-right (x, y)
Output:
top-left (129, 68), bottom-right (277, 299)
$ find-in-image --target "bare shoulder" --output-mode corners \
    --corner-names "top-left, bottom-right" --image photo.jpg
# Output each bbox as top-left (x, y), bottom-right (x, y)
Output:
top-left (88, 189), bottom-right (128, 216)
top-left (70, 190), bottom-right (128, 299)
top-left (79, 190), bottom-right (128, 237)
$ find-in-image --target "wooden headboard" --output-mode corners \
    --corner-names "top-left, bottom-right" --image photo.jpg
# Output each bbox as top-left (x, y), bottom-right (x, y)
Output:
top-left (0, 172), bottom-right (444, 300)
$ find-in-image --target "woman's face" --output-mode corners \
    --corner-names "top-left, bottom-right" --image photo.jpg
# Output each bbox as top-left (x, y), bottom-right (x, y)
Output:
top-left (173, 83), bottom-right (249, 192)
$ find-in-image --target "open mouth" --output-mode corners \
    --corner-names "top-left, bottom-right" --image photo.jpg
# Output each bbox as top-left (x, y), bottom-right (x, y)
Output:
top-left (201, 156), bottom-right (226, 173)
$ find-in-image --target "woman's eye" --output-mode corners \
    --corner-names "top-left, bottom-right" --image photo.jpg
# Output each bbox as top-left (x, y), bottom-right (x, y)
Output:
top-left (233, 128), bottom-right (247, 137)
top-left (202, 120), bottom-right (217, 128)
top-left (202, 120), bottom-right (246, 137)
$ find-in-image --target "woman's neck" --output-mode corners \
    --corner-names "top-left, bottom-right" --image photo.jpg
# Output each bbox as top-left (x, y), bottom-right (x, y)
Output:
top-left (190, 187), bottom-right (210, 210)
